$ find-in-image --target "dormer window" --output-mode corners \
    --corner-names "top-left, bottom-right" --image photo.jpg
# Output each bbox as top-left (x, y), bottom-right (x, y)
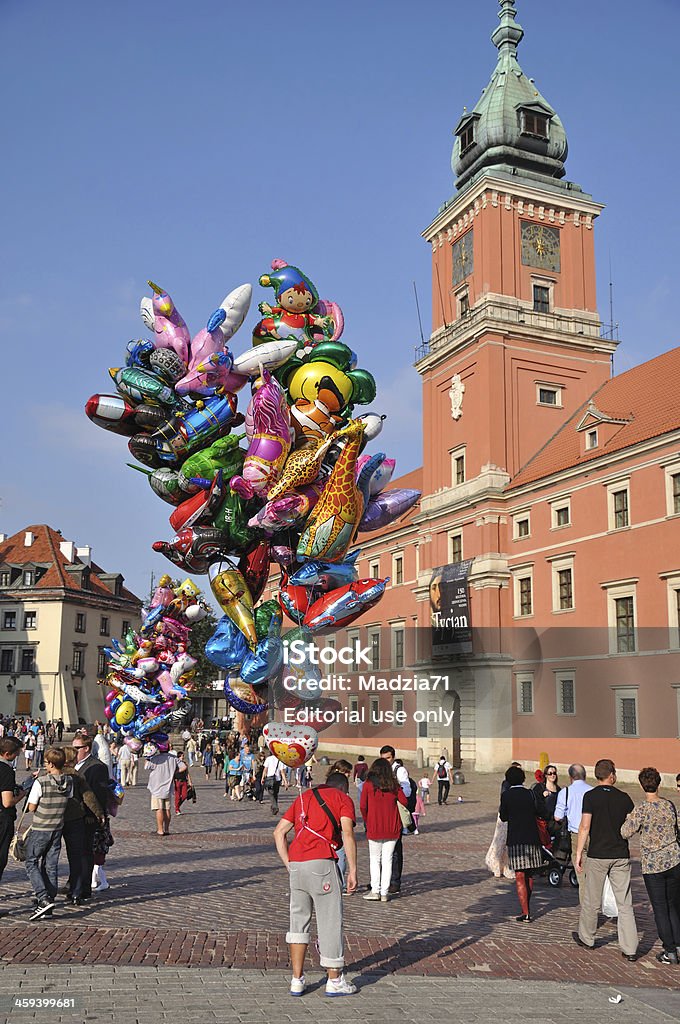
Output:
top-left (454, 112), bottom-right (480, 157)
top-left (586, 429), bottom-right (598, 450)
top-left (520, 109), bottom-right (549, 139)
top-left (23, 570), bottom-right (35, 587)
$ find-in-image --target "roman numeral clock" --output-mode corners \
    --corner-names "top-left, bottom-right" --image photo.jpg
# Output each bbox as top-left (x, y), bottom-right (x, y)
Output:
top-left (520, 221), bottom-right (561, 273)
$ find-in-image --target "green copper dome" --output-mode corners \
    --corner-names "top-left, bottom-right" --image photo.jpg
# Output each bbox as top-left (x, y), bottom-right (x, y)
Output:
top-left (452, 1), bottom-right (568, 192)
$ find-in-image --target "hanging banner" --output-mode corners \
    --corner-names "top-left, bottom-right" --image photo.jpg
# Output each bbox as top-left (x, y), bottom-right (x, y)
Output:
top-left (429, 560), bottom-right (473, 657)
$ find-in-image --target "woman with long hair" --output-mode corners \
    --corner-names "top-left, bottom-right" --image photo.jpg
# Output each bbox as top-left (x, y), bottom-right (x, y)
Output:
top-left (621, 767), bottom-right (680, 964)
top-left (532, 765), bottom-right (561, 849)
top-left (360, 757), bottom-right (408, 902)
top-left (499, 765), bottom-right (543, 921)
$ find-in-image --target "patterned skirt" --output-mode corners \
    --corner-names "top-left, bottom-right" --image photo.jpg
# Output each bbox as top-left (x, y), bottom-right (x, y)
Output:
top-left (507, 843), bottom-right (543, 872)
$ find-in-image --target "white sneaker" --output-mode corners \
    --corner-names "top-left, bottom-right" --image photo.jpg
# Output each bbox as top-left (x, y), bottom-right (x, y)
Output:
top-left (362, 891), bottom-right (380, 901)
top-left (325, 974), bottom-right (357, 997)
top-left (92, 882), bottom-right (110, 893)
top-left (289, 975), bottom-right (306, 997)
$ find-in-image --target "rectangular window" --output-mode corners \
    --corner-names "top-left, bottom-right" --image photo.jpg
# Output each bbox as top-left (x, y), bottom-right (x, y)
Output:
top-left (586, 429), bottom-right (598, 450)
top-left (23, 612), bottom-right (36, 630)
top-left (349, 695), bottom-right (359, 716)
top-left (75, 613), bottom-right (86, 633)
top-left (459, 291), bottom-right (470, 316)
top-left (522, 111), bottom-right (549, 138)
top-left (557, 675), bottom-right (576, 715)
top-left (613, 489), bottom-right (629, 529)
top-left (122, 620), bottom-right (131, 636)
top-left (538, 387), bottom-right (558, 405)
top-left (393, 555), bottom-right (404, 586)
top-left (72, 649), bottom-right (84, 675)
top-left (346, 631), bottom-right (360, 669)
top-left (450, 533), bottom-right (463, 562)
top-left (3, 611), bottom-right (16, 630)
top-left (615, 689), bottom-right (638, 737)
top-left (20, 649), bottom-right (34, 673)
top-left (460, 122), bottom-right (475, 151)
top-left (0, 649), bottom-right (14, 673)
top-left (673, 474), bottom-right (680, 515)
top-left (517, 675), bottom-right (534, 714)
top-left (100, 616), bottom-right (109, 637)
top-left (393, 628), bottom-right (404, 669)
top-left (615, 596), bottom-right (635, 653)
top-left (517, 518), bottom-right (530, 538)
top-left (393, 696), bottom-right (404, 725)
top-left (454, 454), bottom-right (465, 485)
top-left (368, 630), bottom-right (380, 671)
top-left (533, 285), bottom-right (550, 313)
top-left (369, 560), bottom-right (380, 579)
top-left (97, 649), bottom-right (107, 677)
top-left (519, 577), bottom-right (532, 616)
top-left (370, 697), bottom-right (380, 724)
top-left (558, 568), bottom-right (573, 610)
top-left (555, 505), bottom-right (570, 528)
top-left (0, 571), bottom-right (10, 587)
top-left (22, 570), bottom-right (34, 587)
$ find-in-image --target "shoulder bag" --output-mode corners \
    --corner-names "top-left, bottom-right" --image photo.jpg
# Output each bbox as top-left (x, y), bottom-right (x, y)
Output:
top-left (9, 802), bottom-right (30, 863)
top-left (398, 797), bottom-right (416, 834)
top-left (554, 788), bottom-right (572, 857)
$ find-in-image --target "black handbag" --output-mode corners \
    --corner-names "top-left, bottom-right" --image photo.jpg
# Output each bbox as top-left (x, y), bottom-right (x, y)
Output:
top-left (553, 788), bottom-right (572, 856)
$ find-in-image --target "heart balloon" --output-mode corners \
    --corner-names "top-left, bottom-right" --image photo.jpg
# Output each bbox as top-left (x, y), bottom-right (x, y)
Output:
top-left (263, 722), bottom-right (318, 767)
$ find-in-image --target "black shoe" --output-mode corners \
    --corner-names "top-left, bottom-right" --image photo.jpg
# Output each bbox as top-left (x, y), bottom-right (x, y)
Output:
top-left (656, 950), bottom-right (679, 965)
top-left (29, 899), bottom-right (55, 921)
top-left (621, 953), bottom-right (638, 963)
top-left (387, 885), bottom-right (401, 894)
top-left (65, 898), bottom-right (84, 910)
top-left (515, 914), bottom-right (532, 922)
top-left (271, 805), bottom-right (278, 815)
top-left (572, 932), bottom-right (594, 951)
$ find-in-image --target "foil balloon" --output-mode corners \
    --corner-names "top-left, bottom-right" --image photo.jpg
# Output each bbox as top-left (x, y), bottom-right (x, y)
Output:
top-left (85, 394), bottom-right (138, 435)
top-left (223, 676), bottom-right (269, 715)
top-left (209, 560), bottom-right (258, 649)
top-left (231, 338), bottom-right (298, 377)
top-left (141, 281), bottom-right (192, 364)
top-left (303, 578), bottom-right (388, 632)
top-left (355, 453), bottom-right (395, 495)
top-left (175, 350), bottom-right (248, 399)
top-left (129, 392), bottom-right (241, 469)
top-left (254, 599), bottom-right (282, 640)
top-left (296, 420), bottom-right (366, 563)
top-left (168, 471), bottom-right (226, 533)
top-left (265, 431), bottom-right (336, 503)
top-left (279, 572), bottom-right (317, 625)
top-left (359, 488), bottom-right (421, 531)
top-left (288, 551), bottom-right (359, 590)
top-left (240, 606), bottom-right (283, 686)
top-left (263, 721), bottom-right (318, 768)
top-left (111, 366), bottom-right (183, 410)
top-left (205, 615), bottom-right (249, 671)
top-left (230, 370), bottom-right (291, 499)
top-left (249, 494), bottom-right (304, 534)
top-left (280, 626), bottom-right (322, 702)
top-left (178, 434), bottom-right (246, 491)
top-left (253, 259), bottom-right (338, 351)
top-left (239, 542), bottom-right (271, 606)
top-left (152, 527), bottom-right (228, 574)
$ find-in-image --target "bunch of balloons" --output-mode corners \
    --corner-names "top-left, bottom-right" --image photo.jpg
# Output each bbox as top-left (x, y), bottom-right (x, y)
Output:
top-left (86, 260), bottom-right (421, 766)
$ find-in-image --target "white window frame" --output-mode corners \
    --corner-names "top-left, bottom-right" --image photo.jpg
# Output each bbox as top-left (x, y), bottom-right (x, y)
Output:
top-left (392, 553), bottom-right (404, 587)
top-left (548, 554), bottom-right (575, 613)
top-left (391, 623), bottom-right (406, 669)
top-left (451, 446), bottom-right (466, 486)
top-left (455, 286), bottom-right (470, 318)
top-left (607, 479), bottom-right (631, 532)
top-left (23, 611), bottom-right (37, 631)
top-left (22, 570), bottom-right (35, 587)
top-left (511, 565), bottom-right (534, 618)
top-left (369, 697), bottom-right (380, 724)
top-left (448, 531), bottom-right (463, 563)
top-left (531, 275), bottom-right (556, 314)
top-left (614, 686), bottom-right (639, 737)
top-left (369, 559), bottom-right (380, 579)
top-left (555, 670), bottom-right (576, 716)
top-left (346, 629), bottom-right (360, 669)
top-left (585, 428), bottom-right (599, 450)
top-left (550, 497), bottom-right (571, 530)
top-left (367, 627), bottom-right (381, 671)
top-left (603, 580), bottom-right (638, 655)
top-left (664, 462), bottom-right (680, 518)
top-left (349, 694), bottom-right (359, 716)
top-left (516, 672), bottom-right (534, 715)
top-left (661, 573), bottom-right (680, 649)
top-left (512, 511), bottom-right (531, 540)
top-left (393, 695), bottom-right (405, 726)
top-left (536, 380), bottom-right (562, 408)
top-left (2, 611), bottom-right (17, 631)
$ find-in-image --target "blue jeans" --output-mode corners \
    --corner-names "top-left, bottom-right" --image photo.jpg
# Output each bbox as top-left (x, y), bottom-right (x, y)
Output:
top-left (25, 828), bottom-right (63, 902)
top-left (336, 846), bottom-right (347, 888)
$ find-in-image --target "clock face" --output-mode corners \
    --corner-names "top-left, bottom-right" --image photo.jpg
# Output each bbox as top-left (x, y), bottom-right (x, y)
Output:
top-left (452, 230), bottom-right (473, 287)
top-left (521, 221), bottom-right (561, 273)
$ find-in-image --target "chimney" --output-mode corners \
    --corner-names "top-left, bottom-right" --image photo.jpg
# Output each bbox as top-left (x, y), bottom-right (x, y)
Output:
top-left (24, 531), bottom-right (36, 547)
top-left (0, 533), bottom-right (7, 543)
top-left (59, 540), bottom-right (76, 563)
top-left (76, 545), bottom-right (92, 566)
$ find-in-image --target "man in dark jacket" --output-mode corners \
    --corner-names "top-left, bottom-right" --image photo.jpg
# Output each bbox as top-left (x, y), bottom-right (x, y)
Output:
top-left (0, 738), bottom-right (29, 909)
top-left (72, 735), bottom-right (110, 899)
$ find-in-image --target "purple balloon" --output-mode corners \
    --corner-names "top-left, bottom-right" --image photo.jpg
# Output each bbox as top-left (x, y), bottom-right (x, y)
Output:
top-left (359, 488), bottom-right (421, 531)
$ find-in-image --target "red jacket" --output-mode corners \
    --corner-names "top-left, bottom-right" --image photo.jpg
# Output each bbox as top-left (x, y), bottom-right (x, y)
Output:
top-left (360, 780), bottom-right (408, 841)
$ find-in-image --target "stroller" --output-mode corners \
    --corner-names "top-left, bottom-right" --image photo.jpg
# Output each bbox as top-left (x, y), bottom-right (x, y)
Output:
top-left (540, 822), bottom-right (578, 888)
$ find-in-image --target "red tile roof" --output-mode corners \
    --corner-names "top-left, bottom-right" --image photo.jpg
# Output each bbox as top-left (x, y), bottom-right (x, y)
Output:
top-left (0, 525), bottom-right (141, 604)
top-left (509, 347), bottom-right (680, 489)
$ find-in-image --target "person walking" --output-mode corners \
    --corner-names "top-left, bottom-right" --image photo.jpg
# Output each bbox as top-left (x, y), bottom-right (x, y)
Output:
top-left (173, 753), bottom-right (192, 815)
top-left (72, 735), bottom-right (110, 900)
top-left (532, 765), bottom-right (561, 849)
top-left (353, 755), bottom-right (368, 801)
top-left (226, 752), bottom-right (242, 800)
top-left (361, 758), bottom-right (408, 902)
top-left (213, 740), bottom-right (225, 780)
top-left (0, 739), bottom-right (29, 903)
top-left (553, 764), bottom-right (592, 897)
top-left (24, 747), bottom-right (73, 920)
top-left (379, 745), bottom-right (411, 895)
top-left (34, 728), bottom-right (46, 770)
top-left (185, 735), bottom-right (197, 767)
top-left (273, 770), bottom-right (358, 997)
top-left (24, 733), bottom-right (36, 771)
top-left (432, 756), bottom-right (452, 805)
top-left (61, 746), bottom-right (105, 908)
top-left (202, 742), bottom-right (213, 780)
top-left (262, 752), bottom-right (287, 814)
top-left (56, 719), bottom-right (64, 742)
top-left (146, 744), bottom-right (177, 836)
top-left (621, 767), bottom-right (680, 964)
top-left (575, 758), bottom-right (638, 961)
top-left (499, 765), bottom-right (543, 922)
top-left (117, 743), bottom-right (134, 788)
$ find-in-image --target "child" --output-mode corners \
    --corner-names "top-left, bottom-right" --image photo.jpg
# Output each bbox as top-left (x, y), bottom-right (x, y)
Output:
top-left (25, 747), bottom-right (73, 919)
top-left (413, 788), bottom-right (426, 835)
top-left (419, 775), bottom-right (431, 804)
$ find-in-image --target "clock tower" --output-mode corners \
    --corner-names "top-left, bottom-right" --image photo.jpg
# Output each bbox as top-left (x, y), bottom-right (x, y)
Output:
top-left (417, 0), bottom-right (618, 499)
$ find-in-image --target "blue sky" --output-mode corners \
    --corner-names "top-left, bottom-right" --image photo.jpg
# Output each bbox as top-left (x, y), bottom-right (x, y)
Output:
top-left (1, 0), bottom-right (677, 601)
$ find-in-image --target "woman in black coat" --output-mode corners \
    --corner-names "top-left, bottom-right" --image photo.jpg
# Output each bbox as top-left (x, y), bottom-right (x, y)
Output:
top-left (499, 765), bottom-right (542, 922)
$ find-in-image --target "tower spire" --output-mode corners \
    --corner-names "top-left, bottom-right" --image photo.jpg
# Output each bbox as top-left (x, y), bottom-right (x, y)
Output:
top-left (491, 0), bottom-right (524, 62)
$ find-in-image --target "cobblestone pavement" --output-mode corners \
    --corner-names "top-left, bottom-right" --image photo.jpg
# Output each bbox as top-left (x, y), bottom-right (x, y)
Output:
top-left (1, 969), bottom-right (679, 1024)
top-left (1, 767), bottom-right (679, 1013)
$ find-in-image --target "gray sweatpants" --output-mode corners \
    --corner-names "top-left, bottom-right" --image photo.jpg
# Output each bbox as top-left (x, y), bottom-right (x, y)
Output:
top-left (578, 856), bottom-right (639, 956)
top-left (286, 858), bottom-right (344, 969)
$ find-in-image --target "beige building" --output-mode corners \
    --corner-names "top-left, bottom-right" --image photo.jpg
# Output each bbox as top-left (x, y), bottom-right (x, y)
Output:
top-left (0, 525), bottom-right (142, 726)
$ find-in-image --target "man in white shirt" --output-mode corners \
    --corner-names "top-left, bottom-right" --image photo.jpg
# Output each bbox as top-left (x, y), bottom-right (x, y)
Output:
top-left (145, 748), bottom-right (178, 836)
top-left (262, 753), bottom-right (288, 815)
top-left (380, 746), bottom-right (411, 894)
top-left (553, 763), bottom-right (592, 895)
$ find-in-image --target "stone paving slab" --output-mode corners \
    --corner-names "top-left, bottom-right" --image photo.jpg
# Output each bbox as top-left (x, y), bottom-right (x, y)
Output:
top-left (0, 770), bottom-right (677, 993)
top-left (0, 970), bottom-right (679, 1024)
